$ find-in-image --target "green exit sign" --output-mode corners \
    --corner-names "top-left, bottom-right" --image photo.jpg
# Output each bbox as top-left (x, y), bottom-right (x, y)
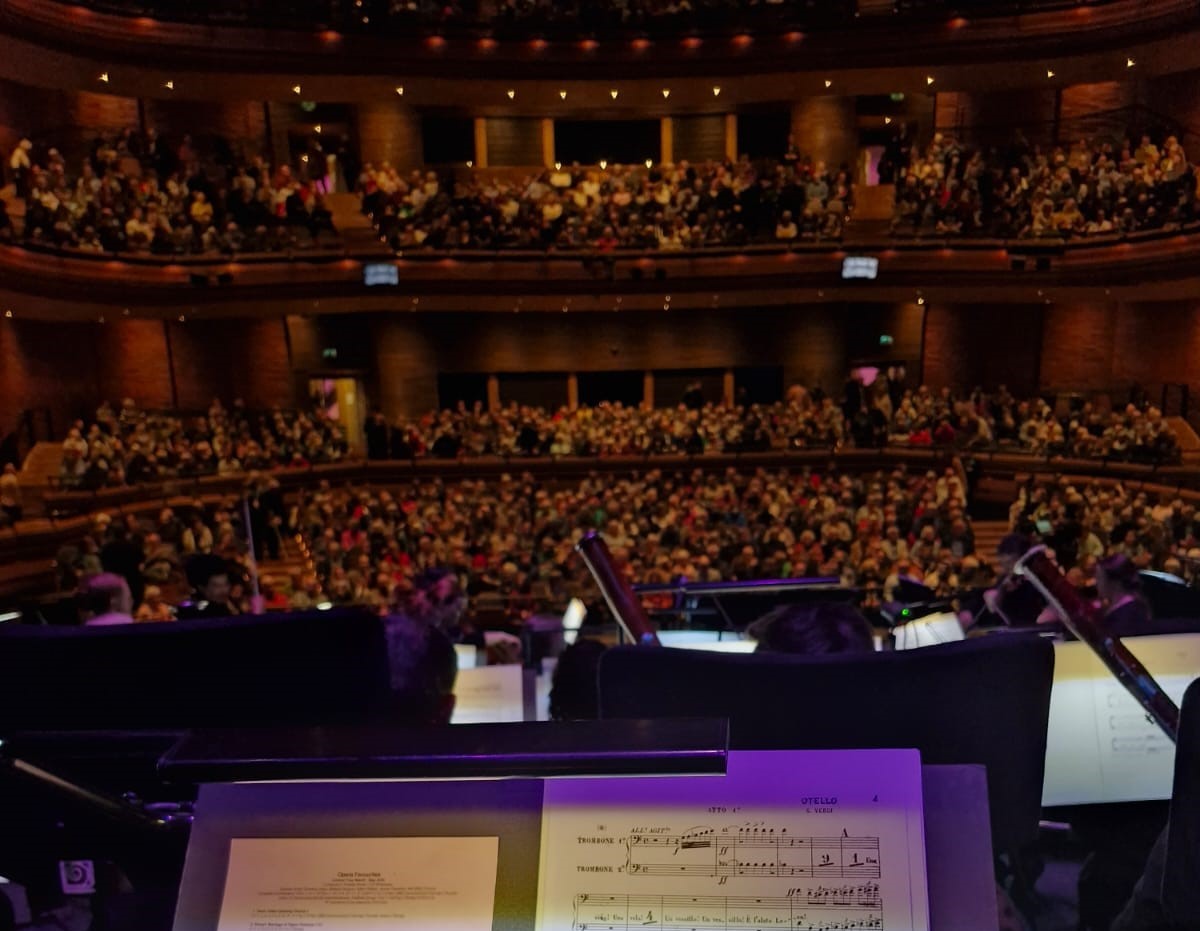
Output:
top-left (322, 347), bottom-right (338, 360)
top-left (879, 334), bottom-right (895, 346)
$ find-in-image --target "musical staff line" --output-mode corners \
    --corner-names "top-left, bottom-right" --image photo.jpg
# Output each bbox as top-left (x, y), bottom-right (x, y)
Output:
top-left (573, 888), bottom-right (884, 931)
top-left (626, 833), bottom-right (881, 881)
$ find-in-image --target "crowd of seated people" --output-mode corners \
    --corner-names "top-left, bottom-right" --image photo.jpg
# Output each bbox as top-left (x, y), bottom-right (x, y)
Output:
top-left (3, 130), bottom-right (337, 255)
top-left (1010, 473), bottom-right (1200, 587)
top-left (45, 380), bottom-right (1181, 493)
top-left (58, 399), bottom-right (347, 489)
top-left (364, 381), bottom-right (1180, 463)
top-left (891, 128), bottom-right (1197, 238)
top-left (360, 151), bottom-right (853, 251)
top-left (289, 464), bottom-right (979, 619)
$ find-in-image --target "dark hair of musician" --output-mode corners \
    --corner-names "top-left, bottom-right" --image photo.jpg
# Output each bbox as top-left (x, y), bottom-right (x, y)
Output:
top-left (997, 533), bottom-right (1033, 560)
top-left (749, 602), bottom-right (875, 656)
top-left (380, 614), bottom-right (459, 724)
top-left (549, 638), bottom-right (608, 721)
top-left (1097, 553), bottom-right (1141, 593)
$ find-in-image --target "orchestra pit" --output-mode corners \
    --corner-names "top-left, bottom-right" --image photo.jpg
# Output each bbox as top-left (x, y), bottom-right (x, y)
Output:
top-left (4, 0), bottom-right (1200, 928)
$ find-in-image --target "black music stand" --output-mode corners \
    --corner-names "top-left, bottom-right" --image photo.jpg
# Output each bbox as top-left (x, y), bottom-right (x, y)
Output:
top-left (597, 633), bottom-right (1055, 858)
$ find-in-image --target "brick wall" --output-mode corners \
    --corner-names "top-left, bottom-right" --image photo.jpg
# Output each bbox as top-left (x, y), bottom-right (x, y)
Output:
top-left (790, 96), bottom-right (856, 170)
top-left (355, 101), bottom-right (423, 170)
top-left (167, 318), bottom-right (293, 411)
top-left (0, 77), bottom-right (139, 170)
top-left (921, 304), bottom-right (1044, 395)
top-left (933, 88), bottom-right (1058, 146)
top-left (143, 99), bottom-right (268, 161)
top-left (0, 318), bottom-right (103, 432)
top-left (95, 319), bottom-right (174, 408)
top-left (1038, 303), bottom-right (1118, 392)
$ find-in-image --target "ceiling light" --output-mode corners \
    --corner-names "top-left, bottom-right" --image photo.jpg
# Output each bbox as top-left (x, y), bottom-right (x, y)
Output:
top-left (163, 80), bottom-right (174, 90)
top-left (599, 159), bottom-right (608, 169)
top-left (466, 160), bottom-right (474, 168)
top-left (292, 84), bottom-right (302, 94)
top-left (314, 124), bottom-right (322, 134)
top-left (301, 154), bottom-right (309, 163)
top-left (3, 310), bottom-right (11, 318)
top-left (178, 314), bottom-right (185, 322)
top-left (925, 75), bottom-right (935, 85)
top-left (712, 86), bottom-right (721, 96)
top-left (610, 89), bottom-right (619, 99)
top-left (662, 88), bottom-right (670, 98)
top-left (506, 88), bottom-right (515, 99)
top-left (395, 86), bottom-right (404, 95)
top-left (885, 116), bottom-right (892, 124)
top-left (645, 159), bottom-right (653, 169)
top-left (555, 161), bottom-right (562, 170)
top-left (559, 89), bottom-right (567, 99)
top-left (98, 72), bottom-right (110, 83)
top-left (916, 296), bottom-right (925, 305)
top-left (1126, 57), bottom-right (1136, 68)
top-left (824, 79), bottom-right (832, 88)
top-left (1046, 69), bottom-right (1055, 78)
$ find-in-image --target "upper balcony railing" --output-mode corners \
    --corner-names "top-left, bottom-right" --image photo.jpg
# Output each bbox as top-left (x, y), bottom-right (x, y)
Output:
top-left (4, 0), bottom-right (1198, 79)
top-left (30, 0), bottom-right (1187, 40)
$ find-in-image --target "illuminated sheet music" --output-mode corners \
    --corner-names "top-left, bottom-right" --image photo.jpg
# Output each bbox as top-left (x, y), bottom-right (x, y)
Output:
top-left (536, 750), bottom-right (928, 931)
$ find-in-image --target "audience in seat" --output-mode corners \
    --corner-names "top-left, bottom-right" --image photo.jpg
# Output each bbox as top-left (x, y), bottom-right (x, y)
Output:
top-left (892, 129), bottom-right (1196, 238)
top-left (1011, 474), bottom-right (1200, 589)
top-left (360, 157), bottom-right (853, 252)
top-left (58, 398), bottom-right (346, 489)
top-left (80, 572), bottom-right (135, 626)
top-left (5, 131), bottom-right (337, 256)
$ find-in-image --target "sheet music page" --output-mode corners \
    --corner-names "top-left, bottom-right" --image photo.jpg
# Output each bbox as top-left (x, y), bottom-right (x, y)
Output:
top-left (536, 749), bottom-right (928, 931)
top-left (451, 665), bottom-right (526, 724)
top-left (215, 836), bottom-right (499, 931)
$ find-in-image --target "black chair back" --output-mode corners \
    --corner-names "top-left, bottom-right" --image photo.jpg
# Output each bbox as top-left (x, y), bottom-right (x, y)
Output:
top-left (0, 610), bottom-right (392, 733)
top-left (1164, 677), bottom-right (1200, 921)
top-left (598, 633), bottom-right (1055, 853)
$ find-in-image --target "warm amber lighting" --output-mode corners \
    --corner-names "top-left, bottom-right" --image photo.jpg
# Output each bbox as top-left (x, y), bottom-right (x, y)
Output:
top-left (645, 159), bottom-right (653, 169)
top-left (395, 86), bottom-right (405, 95)
top-left (599, 159), bottom-right (608, 169)
top-left (662, 88), bottom-right (670, 98)
top-left (1127, 57), bottom-right (1136, 68)
top-left (885, 116), bottom-right (892, 125)
top-left (478, 37), bottom-right (497, 51)
top-left (559, 89), bottom-right (567, 99)
top-left (3, 310), bottom-right (11, 318)
top-left (163, 80), bottom-right (174, 90)
top-left (466, 160), bottom-right (474, 168)
top-left (506, 88), bottom-right (516, 99)
top-left (314, 124), bottom-right (322, 134)
top-left (925, 75), bottom-right (935, 85)
top-left (713, 86), bottom-right (721, 96)
top-left (98, 72), bottom-right (110, 83)
top-left (610, 89), bottom-right (619, 99)
top-left (292, 84), bottom-right (302, 94)
top-left (1046, 69), bottom-right (1055, 78)
top-left (824, 79), bottom-right (833, 88)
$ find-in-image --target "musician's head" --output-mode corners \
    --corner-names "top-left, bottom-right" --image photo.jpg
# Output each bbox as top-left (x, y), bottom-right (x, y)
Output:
top-left (749, 602), bottom-right (874, 656)
top-left (405, 567), bottom-right (468, 632)
top-left (186, 554), bottom-right (231, 606)
top-left (381, 614), bottom-right (458, 725)
top-left (996, 533), bottom-right (1033, 576)
top-left (1097, 554), bottom-right (1140, 601)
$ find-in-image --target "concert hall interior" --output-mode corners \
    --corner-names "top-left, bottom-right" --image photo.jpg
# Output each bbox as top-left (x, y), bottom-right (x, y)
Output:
top-left (3, 0), bottom-right (1200, 929)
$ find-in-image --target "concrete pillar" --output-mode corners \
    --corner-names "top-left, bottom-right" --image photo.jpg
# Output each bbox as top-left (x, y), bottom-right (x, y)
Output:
top-left (724, 113), bottom-right (738, 161)
top-left (567, 373), bottom-right (579, 410)
top-left (473, 117), bottom-right (488, 169)
top-left (541, 118), bottom-right (555, 168)
top-left (790, 96), bottom-right (857, 171)
top-left (660, 117), bottom-right (674, 165)
top-left (487, 374), bottom-right (501, 412)
top-left (355, 101), bottom-right (423, 169)
top-left (643, 371), bottom-right (655, 409)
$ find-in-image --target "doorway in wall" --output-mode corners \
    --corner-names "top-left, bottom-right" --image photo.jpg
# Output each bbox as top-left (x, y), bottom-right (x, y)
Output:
top-left (308, 376), bottom-right (365, 452)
